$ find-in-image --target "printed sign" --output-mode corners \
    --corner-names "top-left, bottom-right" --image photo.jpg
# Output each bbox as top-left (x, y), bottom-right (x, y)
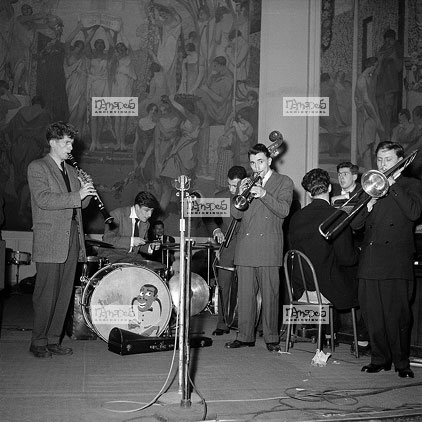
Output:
top-left (283, 97), bottom-right (329, 116)
top-left (92, 97), bottom-right (138, 116)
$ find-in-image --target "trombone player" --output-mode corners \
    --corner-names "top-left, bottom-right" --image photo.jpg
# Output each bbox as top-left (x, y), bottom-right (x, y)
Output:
top-left (351, 141), bottom-right (422, 378)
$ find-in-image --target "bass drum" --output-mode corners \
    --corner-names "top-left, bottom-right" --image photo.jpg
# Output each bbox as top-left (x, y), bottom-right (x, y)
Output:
top-left (168, 272), bottom-right (210, 316)
top-left (81, 263), bottom-right (172, 342)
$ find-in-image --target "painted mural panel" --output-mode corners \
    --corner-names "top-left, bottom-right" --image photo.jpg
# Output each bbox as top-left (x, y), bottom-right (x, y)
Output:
top-left (319, 0), bottom-right (422, 183)
top-left (0, 0), bottom-right (261, 235)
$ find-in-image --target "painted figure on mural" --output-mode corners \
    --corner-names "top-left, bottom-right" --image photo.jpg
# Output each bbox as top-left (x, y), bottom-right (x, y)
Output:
top-left (6, 95), bottom-right (50, 226)
top-left (139, 61), bottom-right (168, 117)
top-left (194, 55), bottom-right (233, 128)
top-left (355, 57), bottom-right (384, 171)
top-left (35, 15), bottom-right (69, 123)
top-left (375, 29), bottom-right (403, 141)
top-left (214, 4), bottom-right (234, 59)
top-left (177, 43), bottom-right (199, 94)
top-left (110, 40), bottom-right (137, 151)
top-left (225, 29), bottom-right (249, 82)
top-left (85, 26), bottom-right (115, 152)
top-left (149, 3), bottom-right (182, 96)
top-left (64, 21), bottom-right (92, 136)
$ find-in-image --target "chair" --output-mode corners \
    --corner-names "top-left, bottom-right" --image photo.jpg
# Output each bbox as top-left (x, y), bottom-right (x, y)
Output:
top-left (283, 250), bottom-right (359, 357)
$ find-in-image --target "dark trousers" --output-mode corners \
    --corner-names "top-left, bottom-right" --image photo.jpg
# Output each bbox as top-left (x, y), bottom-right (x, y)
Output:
top-left (216, 267), bottom-right (237, 330)
top-left (32, 221), bottom-right (79, 346)
top-left (236, 266), bottom-right (280, 344)
top-left (359, 278), bottom-right (413, 370)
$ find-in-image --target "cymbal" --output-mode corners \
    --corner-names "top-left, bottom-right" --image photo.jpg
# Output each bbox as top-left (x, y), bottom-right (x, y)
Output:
top-left (85, 238), bottom-right (115, 248)
top-left (193, 241), bottom-right (219, 249)
top-left (137, 260), bottom-right (166, 271)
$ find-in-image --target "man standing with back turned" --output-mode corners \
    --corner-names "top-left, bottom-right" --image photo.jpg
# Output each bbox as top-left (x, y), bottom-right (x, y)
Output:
top-left (225, 143), bottom-right (293, 352)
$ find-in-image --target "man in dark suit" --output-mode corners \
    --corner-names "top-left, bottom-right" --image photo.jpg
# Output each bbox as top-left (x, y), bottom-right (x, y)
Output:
top-left (352, 141), bottom-right (422, 378)
top-left (98, 191), bottom-right (161, 264)
top-left (331, 161), bottom-right (361, 210)
top-left (225, 144), bottom-right (293, 352)
top-left (27, 121), bottom-right (94, 358)
top-left (288, 168), bottom-right (359, 333)
top-left (148, 220), bottom-right (176, 268)
top-left (210, 165), bottom-right (247, 336)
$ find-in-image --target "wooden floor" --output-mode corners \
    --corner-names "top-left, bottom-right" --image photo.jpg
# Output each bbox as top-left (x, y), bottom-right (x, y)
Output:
top-left (1, 291), bottom-right (422, 422)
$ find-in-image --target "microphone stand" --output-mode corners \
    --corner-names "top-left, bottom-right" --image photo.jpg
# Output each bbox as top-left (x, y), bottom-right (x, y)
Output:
top-left (156, 175), bottom-right (205, 421)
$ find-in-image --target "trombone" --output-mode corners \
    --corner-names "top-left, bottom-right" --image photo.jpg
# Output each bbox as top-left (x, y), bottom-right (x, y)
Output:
top-left (319, 149), bottom-right (418, 241)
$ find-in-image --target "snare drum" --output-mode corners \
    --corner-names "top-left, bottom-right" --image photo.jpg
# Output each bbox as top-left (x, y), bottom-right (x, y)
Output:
top-left (7, 250), bottom-right (31, 266)
top-left (81, 263), bottom-right (172, 342)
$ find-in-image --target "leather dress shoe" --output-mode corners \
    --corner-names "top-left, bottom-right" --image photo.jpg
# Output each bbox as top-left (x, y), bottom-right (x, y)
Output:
top-left (361, 363), bottom-right (392, 373)
top-left (396, 367), bottom-right (414, 378)
top-left (266, 343), bottom-right (281, 352)
top-left (47, 344), bottom-right (73, 355)
top-left (29, 345), bottom-right (52, 358)
top-left (212, 328), bottom-right (230, 336)
top-left (225, 339), bottom-right (255, 349)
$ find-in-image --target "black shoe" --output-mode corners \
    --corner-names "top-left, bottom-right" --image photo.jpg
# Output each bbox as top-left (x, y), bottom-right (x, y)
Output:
top-left (396, 367), bottom-right (415, 378)
top-left (47, 344), bottom-right (73, 355)
top-left (266, 342), bottom-right (281, 352)
top-left (351, 342), bottom-right (371, 356)
top-left (212, 328), bottom-right (230, 336)
top-left (225, 339), bottom-right (255, 348)
top-left (361, 363), bottom-right (392, 373)
top-left (29, 345), bottom-right (52, 358)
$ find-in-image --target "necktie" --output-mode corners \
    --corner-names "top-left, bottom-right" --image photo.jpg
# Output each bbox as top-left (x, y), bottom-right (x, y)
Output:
top-left (60, 162), bottom-right (76, 219)
top-left (133, 218), bottom-right (140, 237)
top-left (60, 162), bottom-right (71, 192)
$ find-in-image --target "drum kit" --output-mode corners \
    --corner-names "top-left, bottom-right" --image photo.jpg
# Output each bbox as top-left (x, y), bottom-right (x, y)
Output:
top-left (6, 249), bottom-right (32, 293)
top-left (78, 238), bottom-right (220, 342)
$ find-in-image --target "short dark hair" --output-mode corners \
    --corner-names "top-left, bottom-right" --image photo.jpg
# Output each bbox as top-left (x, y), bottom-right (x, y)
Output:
top-left (152, 220), bottom-right (164, 228)
top-left (336, 161), bottom-right (359, 175)
top-left (301, 168), bottom-right (330, 196)
top-left (363, 56), bottom-right (378, 69)
top-left (213, 56), bottom-right (227, 66)
top-left (134, 191), bottom-right (159, 209)
top-left (146, 103), bottom-right (158, 113)
top-left (383, 29), bottom-right (396, 40)
top-left (398, 108), bottom-right (411, 121)
top-left (248, 143), bottom-right (270, 158)
top-left (46, 121), bottom-right (78, 142)
top-left (227, 165), bottom-right (247, 180)
top-left (375, 141), bottom-right (404, 158)
top-left (140, 284), bottom-right (158, 296)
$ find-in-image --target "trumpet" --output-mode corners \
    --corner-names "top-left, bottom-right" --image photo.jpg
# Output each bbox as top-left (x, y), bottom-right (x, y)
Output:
top-left (319, 149), bottom-right (418, 240)
top-left (67, 154), bottom-right (114, 224)
top-left (233, 173), bottom-right (261, 211)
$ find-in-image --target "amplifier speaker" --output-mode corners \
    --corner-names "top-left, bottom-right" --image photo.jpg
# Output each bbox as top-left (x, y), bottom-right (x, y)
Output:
top-left (108, 327), bottom-right (212, 355)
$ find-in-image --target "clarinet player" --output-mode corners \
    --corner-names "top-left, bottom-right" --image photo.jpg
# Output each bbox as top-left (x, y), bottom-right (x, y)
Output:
top-left (27, 121), bottom-right (95, 358)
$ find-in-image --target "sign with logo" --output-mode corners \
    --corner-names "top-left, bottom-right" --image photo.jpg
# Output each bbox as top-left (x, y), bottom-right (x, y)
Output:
top-left (283, 97), bottom-right (329, 116)
top-left (92, 97), bottom-right (138, 116)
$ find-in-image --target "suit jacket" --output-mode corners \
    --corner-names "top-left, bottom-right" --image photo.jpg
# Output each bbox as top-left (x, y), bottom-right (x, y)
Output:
top-left (232, 171), bottom-right (293, 267)
top-left (351, 175), bottom-right (422, 280)
top-left (98, 206), bottom-right (151, 261)
top-left (27, 154), bottom-right (88, 263)
top-left (288, 199), bottom-right (359, 309)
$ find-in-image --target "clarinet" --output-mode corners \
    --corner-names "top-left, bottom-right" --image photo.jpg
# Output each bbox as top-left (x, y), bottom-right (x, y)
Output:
top-left (66, 154), bottom-right (114, 224)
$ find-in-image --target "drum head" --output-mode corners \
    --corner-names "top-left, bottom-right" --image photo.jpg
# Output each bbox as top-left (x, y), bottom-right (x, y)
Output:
top-left (83, 263), bottom-right (172, 342)
top-left (168, 272), bottom-right (209, 316)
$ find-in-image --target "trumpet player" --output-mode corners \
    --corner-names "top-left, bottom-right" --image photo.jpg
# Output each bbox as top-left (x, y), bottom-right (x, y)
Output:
top-left (27, 121), bottom-right (95, 358)
top-left (225, 143), bottom-right (293, 352)
top-left (352, 141), bottom-right (422, 378)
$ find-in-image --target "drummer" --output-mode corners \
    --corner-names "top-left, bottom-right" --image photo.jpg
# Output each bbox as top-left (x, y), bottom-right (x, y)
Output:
top-left (148, 220), bottom-right (176, 267)
top-left (97, 191), bottom-right (162, 264)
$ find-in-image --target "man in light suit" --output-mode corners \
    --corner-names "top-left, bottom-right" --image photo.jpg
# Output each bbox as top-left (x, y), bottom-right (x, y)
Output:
top-left (28, 121), bottom-right (95, 358)
top-left (225, 144), bottom-right (293, 352)
top-left (98, 191), bottom-right (161, 264)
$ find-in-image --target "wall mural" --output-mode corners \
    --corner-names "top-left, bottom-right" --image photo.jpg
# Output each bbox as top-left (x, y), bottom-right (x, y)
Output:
top-left (319, 0), bottom-right (422, 182)
top-left (0, 0), bottom-right (261, 236)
